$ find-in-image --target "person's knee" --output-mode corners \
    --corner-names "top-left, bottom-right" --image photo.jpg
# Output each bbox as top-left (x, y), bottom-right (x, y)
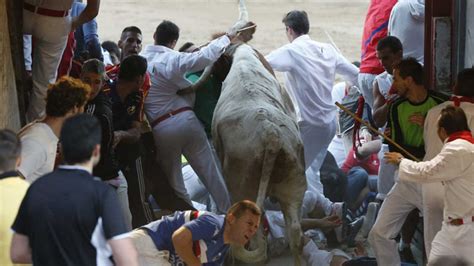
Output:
top-left (368, 223), bottom-right (383, 245)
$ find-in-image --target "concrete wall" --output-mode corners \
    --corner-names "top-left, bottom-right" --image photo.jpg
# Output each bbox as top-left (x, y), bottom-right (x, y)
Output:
top-left (0, 0), bottom-right (21, 130)
top-left (466, 0), bottom-right (474, 68)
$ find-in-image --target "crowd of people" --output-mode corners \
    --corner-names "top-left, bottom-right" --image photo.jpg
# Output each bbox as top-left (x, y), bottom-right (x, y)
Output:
top-left (1, 0), bottom-right (474, 265)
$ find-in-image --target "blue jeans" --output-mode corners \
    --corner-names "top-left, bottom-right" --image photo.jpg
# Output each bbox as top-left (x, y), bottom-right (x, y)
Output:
top-left (345, 166), bottom-right (368, 204)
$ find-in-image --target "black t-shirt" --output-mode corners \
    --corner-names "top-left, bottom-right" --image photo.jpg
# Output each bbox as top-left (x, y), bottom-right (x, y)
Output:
top-left (108, 81), bottom-right (141, 131)
top-left (85, 92), bottom-right (120, 180)
top-left (12, 167), bottom-right (128, 266)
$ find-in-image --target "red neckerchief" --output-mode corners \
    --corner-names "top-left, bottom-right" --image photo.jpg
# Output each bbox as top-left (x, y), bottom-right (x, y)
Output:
top-left (447, 131), bottom-right (474, 144)
top-left (450, 96), bottom-right (474, 107)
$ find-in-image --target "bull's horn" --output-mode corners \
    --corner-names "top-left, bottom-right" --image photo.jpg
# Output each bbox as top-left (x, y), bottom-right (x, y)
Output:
top-left (230, 236), bottom-right (267, 264)
top-left (238, 0), bottom-right (249, 22)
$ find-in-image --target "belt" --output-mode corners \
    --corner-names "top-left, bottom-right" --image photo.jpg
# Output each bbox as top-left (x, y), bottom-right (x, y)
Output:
top-left (150, 107), bottom-right (192, 128)
top-left (24, 3), bottom-right (69, 17)
top-left (448, 216), bottom-right (474, 226)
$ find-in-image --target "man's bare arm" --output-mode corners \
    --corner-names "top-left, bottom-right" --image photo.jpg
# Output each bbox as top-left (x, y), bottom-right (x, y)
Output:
top-left (71, 0), bottom-right (100, 30)
top-left (372, 81), bottom-right (390, 128)
top-left (10, 233), bottom-right (32, 264)
top-left (172, 227), bottom-right (201, 266)
top-left (108, 237), bottom-right (138, 266)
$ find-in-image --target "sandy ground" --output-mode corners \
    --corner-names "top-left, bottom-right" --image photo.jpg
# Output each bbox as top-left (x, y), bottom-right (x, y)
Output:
top-left (97, 0), bottom-right (369, 63)
top-left (98, 1), bottom-right (370, 265)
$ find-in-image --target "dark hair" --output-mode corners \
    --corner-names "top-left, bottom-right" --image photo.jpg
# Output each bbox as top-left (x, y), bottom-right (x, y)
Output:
top-left (455, 68), bottom-right (474, 97)
top-left (46, 77), bottom-right (90, 117)
top-left (82, 59), bottom-right (105, 76)
top-left (60, 114), bottom-right (101, 164)
top-left (0, 129), bottom-right (21, 172)
top-left (121, 26), bottom-right (142, 38)
top-left (377, 36), bottom-right (403, 54)
top-left (154, 20), bottom-right (180, 46)
top-left (178, 42), bottom-right (195, 52)
top-left (282, 10), bottom-right (309, 35)
top-left (102, 41), bottom-right (121, 58)
top-left (393, 57), bottom-right (423, 85)
top-left (227, 200), bottom-right (262, 218)
top-left (438, 105), bottom-right (471, 135)
top-left (118, 55), bottom-right (147, 82)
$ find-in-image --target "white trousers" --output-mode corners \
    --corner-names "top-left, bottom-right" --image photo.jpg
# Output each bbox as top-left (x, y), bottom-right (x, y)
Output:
top-left (368, 180), bottom-right (422, 266)
top-left (152, 111), bottom-right (231, 213)
top-left (428, 222), bottom-right (474, 265)
top-left (299, 120), bottom-right (336, 196)
top-left (129, 229), bottom-right (171, 266)
top-left (23, 10), bottom-right (71, 121)
top-left (105, 171), bottom-right (133, 231)
top-left (376, 144), bottom-right (397, 200)
top-left (358, 73), bottom-right (377, 109)
top-left (422, 182), bottom-right (444, 257)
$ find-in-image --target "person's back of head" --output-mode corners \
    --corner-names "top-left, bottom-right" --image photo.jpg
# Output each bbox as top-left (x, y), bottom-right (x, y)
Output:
top-left (282, 10), bottom-right (309, 36)
top-left (154, 20), bottom-right (180, 47)
top-left (118, 54), bottom-right (148, 82)
top-left (178, 42), bottom-right (196, 53)
top-left (61, 114), bottom-right (102, 165)
top-left (393, 57), bottom-right (423, 86)
top-left (46, 77), bottom-right (91, 118)
top-left (102, 40), bottom-right (121, 62)
top-left (454, 68), bottom-right (474, 97)
top-left (377, 36), bottom-right (403, 54)
top-left (0, 129), bottom-right (21, 173)
top-left (438, 105), bottom-right (471, 135)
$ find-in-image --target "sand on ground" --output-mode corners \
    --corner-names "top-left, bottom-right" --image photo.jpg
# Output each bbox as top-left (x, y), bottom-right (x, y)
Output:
top-left (97, 0), bottom-right (370, 63)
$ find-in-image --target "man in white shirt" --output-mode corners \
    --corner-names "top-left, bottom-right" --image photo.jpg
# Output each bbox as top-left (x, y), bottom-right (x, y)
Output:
top-left (265, 10), bottom-right (359, 196)
top-left (18, 77), bottom-right (90, 183)
top-left (141, 20), bottom-right (236, 213)
top-left (385, 105), bottom-right (474, 265)
top-left (388, 0), bottom-right (425, 63)
top-left (419, 68), bottom-right (474, 257)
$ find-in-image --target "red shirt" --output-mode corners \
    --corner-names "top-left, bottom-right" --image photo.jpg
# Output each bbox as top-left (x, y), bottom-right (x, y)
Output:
top-left (341, 149), bottom-right (379, 175)
top-left (359, 0), bottom-right (398, 74)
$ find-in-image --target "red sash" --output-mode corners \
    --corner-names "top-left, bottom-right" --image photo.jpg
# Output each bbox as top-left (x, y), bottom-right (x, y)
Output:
top-left (450, 96), bottom-right (474, 107)
top-left (447, 131), bottom-right (474, 144)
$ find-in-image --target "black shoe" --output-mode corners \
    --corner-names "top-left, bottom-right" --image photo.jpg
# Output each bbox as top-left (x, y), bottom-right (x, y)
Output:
top-left (399, 246), bottom-right (416, 264)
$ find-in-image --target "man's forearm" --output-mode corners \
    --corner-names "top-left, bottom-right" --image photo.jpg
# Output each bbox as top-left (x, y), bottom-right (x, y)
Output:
top-left (71, 0), bottom-right (100, 30)
top-left (373, 103), bottom-right (389, 128)
top-left (172, 227), bottom-right (201, 266)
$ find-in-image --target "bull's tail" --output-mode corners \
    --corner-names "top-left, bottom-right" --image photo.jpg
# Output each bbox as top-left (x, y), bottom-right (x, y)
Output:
top-left (255, 118), bottom-right (280, 208)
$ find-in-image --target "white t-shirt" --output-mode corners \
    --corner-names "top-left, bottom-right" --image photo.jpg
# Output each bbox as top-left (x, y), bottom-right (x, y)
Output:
top-left (18, 122), bottom-right (58, 183)
top-left (375, 71), bottom-right (393, 100)
top-left (266, 35), bottom-right (359, 126)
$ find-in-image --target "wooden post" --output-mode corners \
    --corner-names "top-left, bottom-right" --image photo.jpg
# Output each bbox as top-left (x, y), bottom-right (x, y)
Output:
top-left (0, 0), bottom-right (21, 130)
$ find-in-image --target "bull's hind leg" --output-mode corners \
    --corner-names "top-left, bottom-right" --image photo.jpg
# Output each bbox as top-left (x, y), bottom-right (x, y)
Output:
top-left (279, 199), bottom-right (304, 266)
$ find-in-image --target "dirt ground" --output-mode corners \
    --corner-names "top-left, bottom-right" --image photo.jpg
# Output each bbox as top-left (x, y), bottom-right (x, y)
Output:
top-left (98, 1), bottom-right (370, 265)
top-left (97, 0), bottom-right (370, 63)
